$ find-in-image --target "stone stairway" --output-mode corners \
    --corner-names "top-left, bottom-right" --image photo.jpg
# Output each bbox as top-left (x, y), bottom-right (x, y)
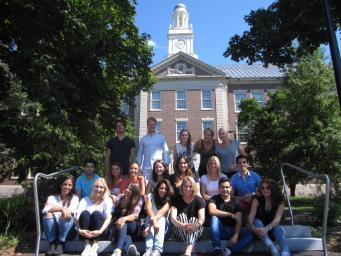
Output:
top-left (39, 225), bottom-right (324, 254)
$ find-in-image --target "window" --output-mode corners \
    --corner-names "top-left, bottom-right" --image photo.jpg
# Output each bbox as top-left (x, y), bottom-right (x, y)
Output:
top-left (202, 90), bottom-right (212, 109)
top-left (252, 91), bottom-right (264, 107)
top-left (151, 91), bottom-right (161, 110)
top-left (176, 91), bottom-right (186, 110)
top-left (234, 92), bottom-right (246, 112)
top-left (202, 120), bottom-right (214, 132)
top-left (156, 121), bottom-right (161, 134)
top-left (176, 121), bottom-right (187, 140)
top-left (237, 124), bottom-right (249, 143)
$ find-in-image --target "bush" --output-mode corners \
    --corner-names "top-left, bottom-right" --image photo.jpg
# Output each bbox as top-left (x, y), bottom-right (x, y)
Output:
top-left (0, 195), bottom-right (35, 235)
top-left (311, 199), bottom-right (341, 227)
top-left (0, 234), bottom-right (18, 253)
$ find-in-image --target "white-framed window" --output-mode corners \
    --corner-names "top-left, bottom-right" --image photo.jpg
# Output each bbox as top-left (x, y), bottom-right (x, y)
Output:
top-left (151, 91), bottom-right (161, 110)
top-left (201, 90), bottom-right (212, 109)
top-left (234, 92), bottom-right (246, 112)
top-left (237, 124), bottom-right (248, 143)
top-left (156, 121), bottom-right (161, 134)
top-left (176, 121), bottom-right (188, 140)
top-left (251, 91), bottom-right (264, 107)
top-left (176, 91), bottom-right (186, 110)
top-left (202, 120), bottom-right (214, 134)
top-left (120, 101), bottom-right (129, 115)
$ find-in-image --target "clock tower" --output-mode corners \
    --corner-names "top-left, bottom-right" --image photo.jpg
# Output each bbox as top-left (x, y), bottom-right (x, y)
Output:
top-left (168, 3), bottom-right (198, 58)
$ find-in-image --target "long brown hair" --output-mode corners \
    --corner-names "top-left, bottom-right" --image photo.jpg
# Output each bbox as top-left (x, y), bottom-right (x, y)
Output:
top-left (179, 128), bottom-right (192, 157)
top-left (173, 156), bottom-right (194, 188)
top-left (261, 178), bottom-right (285, 207)
top-left (59, 175), bottom-right (75, 207)
top-left (152, 160), bottom-right (170, 182)
top-left (105, 162), bottom-right (123, 189)
top-left (120, 183), bottom-right (141, 216)
top-left (153, 179), bottom-right (174, 209)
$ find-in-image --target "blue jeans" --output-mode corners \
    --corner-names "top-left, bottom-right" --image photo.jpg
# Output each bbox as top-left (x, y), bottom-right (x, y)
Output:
top-left (43, 216), bottom-right (74, 243)
top-left (115, 221), bottom-right (138, 250)
top-left (210, 215), bottom-right (254, 255)
top-left (145, 216), bottom-right (166, 252)
top-left (254, 219), bottom-right (290, 256)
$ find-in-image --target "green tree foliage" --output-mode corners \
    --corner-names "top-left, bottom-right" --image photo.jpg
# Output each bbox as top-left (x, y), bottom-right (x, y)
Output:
top-left (0, 0), bottom-right (154, 179)
top-left (224, 0), bottom-right (341, 66)
top-left (238, 51), bottom-right (341, 195)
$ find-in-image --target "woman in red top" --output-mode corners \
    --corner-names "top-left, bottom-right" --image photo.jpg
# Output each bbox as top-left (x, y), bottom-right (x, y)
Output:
top-left (128, 162), bottom-right (146, 196)
top-left (105, 162), bottom-right (129, 202)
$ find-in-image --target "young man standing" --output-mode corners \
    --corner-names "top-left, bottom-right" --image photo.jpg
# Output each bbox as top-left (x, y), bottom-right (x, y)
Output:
top-left (209, 177), bottom-right (254, 256)
top-left (231, 155), bottom-right (261, 212)
top-left (75, 159), bottom-right (100, 199)
top-left (105, 119), bottom-right (136, 176)
top-left (136, 116), bottom-right (170, 183)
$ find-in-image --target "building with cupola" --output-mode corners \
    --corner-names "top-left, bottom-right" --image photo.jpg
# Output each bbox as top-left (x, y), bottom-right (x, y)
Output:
top-left (132, 3), bottom-right (282, 147)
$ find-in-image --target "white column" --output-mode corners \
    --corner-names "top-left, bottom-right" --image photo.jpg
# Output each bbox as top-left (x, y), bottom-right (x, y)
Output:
top-left (139, 91), bottom-right (148, 140)
top-left (215, 84), bottom-right (228, 131)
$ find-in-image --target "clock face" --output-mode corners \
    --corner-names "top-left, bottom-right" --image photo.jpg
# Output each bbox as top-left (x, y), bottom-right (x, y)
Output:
top-left (176, 39), bottom-right (185, 49)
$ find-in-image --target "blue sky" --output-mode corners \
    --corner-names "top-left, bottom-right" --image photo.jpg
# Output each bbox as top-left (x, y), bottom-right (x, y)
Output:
top-left (135, 0), bottom-right (341, 66)
top-left (135, 0), bottom-right (281, 65)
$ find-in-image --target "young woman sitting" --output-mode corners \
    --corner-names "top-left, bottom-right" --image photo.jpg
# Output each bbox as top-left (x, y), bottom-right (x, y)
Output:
top-left (145, 160), bottom-right (170, 195)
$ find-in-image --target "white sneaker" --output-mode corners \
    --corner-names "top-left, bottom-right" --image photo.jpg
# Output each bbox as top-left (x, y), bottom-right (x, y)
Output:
top-left (111, 248), bottom-right (122, 256)
top-left (90, 242), bottom-right (99, 256)
top-left (81, 243), bottom-right (92, 256)
top-left (142, 248), bottom-right (153, 256)
top-left (127, 244), bottom-right (137, 256)
top-left (222, 248), bottom-right (231, 256)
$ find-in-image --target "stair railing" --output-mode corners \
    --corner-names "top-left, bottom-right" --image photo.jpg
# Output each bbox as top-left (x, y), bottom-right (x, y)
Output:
top-left (33, 166), bottom-right (80, 256)
top-left (280, 162), bottom-right (331, 256)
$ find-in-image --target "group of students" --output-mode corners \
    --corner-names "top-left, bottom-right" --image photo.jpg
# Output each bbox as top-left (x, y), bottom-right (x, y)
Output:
top-left (42, 154), bottom-right (290, 256)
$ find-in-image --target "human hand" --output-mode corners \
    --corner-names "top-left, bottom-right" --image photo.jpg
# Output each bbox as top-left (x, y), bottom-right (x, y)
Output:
top-left (152, 219), bottom-right (159, 234)
top-left (229, 234), bottom-right (238, 245)
top-left (61, 208), bottom-right (72, 219)
top-left (115, 217), bottom-right (126, 229)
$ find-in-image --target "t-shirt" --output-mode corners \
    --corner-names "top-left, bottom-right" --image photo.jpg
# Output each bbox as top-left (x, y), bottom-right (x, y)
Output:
top-left (109, 178), bottom-right (130, 196)
top-left (209, 195), bottom-right (241, 226)
top-left (75, 174), bottom-right (100, 198)
top-left (175, 142), bottom-right (195, 168)
top-left (171, 194), bottom-right (205, 219)
top-left (106, 136), bottom-right (136, 176)
top-left (215, 140), bottom-right (240, 174)
top-left (255, 196), bottom-right (280, 225)
top-left (76, 196), bottom-right (113, 218)
top-left (42, 194), bottom-right (79, 219)
top-left (200, 173), bottom-right (227, 197)
top-left (197, 140), bottom-right (216, 177)
top-left (231, 171), bottom-right (261, 197)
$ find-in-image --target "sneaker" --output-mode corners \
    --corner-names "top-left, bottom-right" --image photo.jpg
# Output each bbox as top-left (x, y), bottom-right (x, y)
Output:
top-left (142, 248), bottom-right (153, 256)
top-left (46, 243), bottom-right (55, 255)
top-left (90, 242), bottom-right (99, 256)
top-left (111, 248), bottom-right (122, 256)
top-left (54, 243), bottom-right (63, 255)
top-left (81, 243), bottom-right (92, 256)
top-left (151, 250), bottom-right (161, 256)
top-left (222, 248), bottom-right (231, 256)
top-left (127, 244), bottom-right (137, 256)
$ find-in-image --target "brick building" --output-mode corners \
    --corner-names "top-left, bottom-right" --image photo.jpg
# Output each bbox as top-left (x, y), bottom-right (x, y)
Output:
top-left (132, 3), bottom-right (283, 148)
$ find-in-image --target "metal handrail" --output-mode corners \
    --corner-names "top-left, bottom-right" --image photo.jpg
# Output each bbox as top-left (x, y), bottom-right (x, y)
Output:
top-left (33, 166), bottom-right (80, 256)
top-left (280, 162), bottom-right (331, 256)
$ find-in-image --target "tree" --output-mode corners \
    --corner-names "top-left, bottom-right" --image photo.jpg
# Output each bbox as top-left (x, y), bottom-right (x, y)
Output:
top-left (224, 0), bottom-right (341, 66)
top-left (238, 50), bottom-right (341, 196)
top-left (0, 0), bottom-right (154, 180)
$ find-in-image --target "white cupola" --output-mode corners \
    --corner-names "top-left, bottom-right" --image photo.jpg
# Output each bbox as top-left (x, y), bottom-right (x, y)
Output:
top-left (168, 3), bottom-right (198, 58)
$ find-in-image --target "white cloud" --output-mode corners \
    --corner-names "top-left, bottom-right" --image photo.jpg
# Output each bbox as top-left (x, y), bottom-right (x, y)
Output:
top-left (148, 40), bottom-right (156, 48)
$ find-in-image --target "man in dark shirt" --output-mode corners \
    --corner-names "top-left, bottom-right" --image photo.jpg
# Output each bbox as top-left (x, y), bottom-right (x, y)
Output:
top-left (208, 177), bottom-right (254, 256)
top-left (105, 119), bottom-right (136, 176)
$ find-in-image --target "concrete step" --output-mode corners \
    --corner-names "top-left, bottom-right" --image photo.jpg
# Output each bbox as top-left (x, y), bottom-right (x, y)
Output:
top-left (39, 225), bottom-right (322, 253)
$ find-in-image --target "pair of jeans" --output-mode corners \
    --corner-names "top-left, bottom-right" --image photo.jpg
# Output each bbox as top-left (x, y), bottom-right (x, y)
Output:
top-left (145, 216), bottom-right (166, 253)
top-left (210, 215), bottom-right (254, 255)
top-left (115, 220), bottom-right (138, 250)
top-left (253, 219), bottom-right (290, 256)
top-left (79, 210), bottom-right (108, 240)
top-left (43, 216), bottom-right (74, 243)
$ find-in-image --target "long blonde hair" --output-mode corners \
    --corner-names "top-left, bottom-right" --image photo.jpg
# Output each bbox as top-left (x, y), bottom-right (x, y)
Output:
top-left (206, 156), bottom-right (222, 179)
top-left (90, 178), bottom-right (110, 200)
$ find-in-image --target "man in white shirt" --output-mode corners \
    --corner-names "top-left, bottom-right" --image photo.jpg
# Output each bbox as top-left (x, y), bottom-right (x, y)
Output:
top-left (137, 116), bottom-right (170, 183)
